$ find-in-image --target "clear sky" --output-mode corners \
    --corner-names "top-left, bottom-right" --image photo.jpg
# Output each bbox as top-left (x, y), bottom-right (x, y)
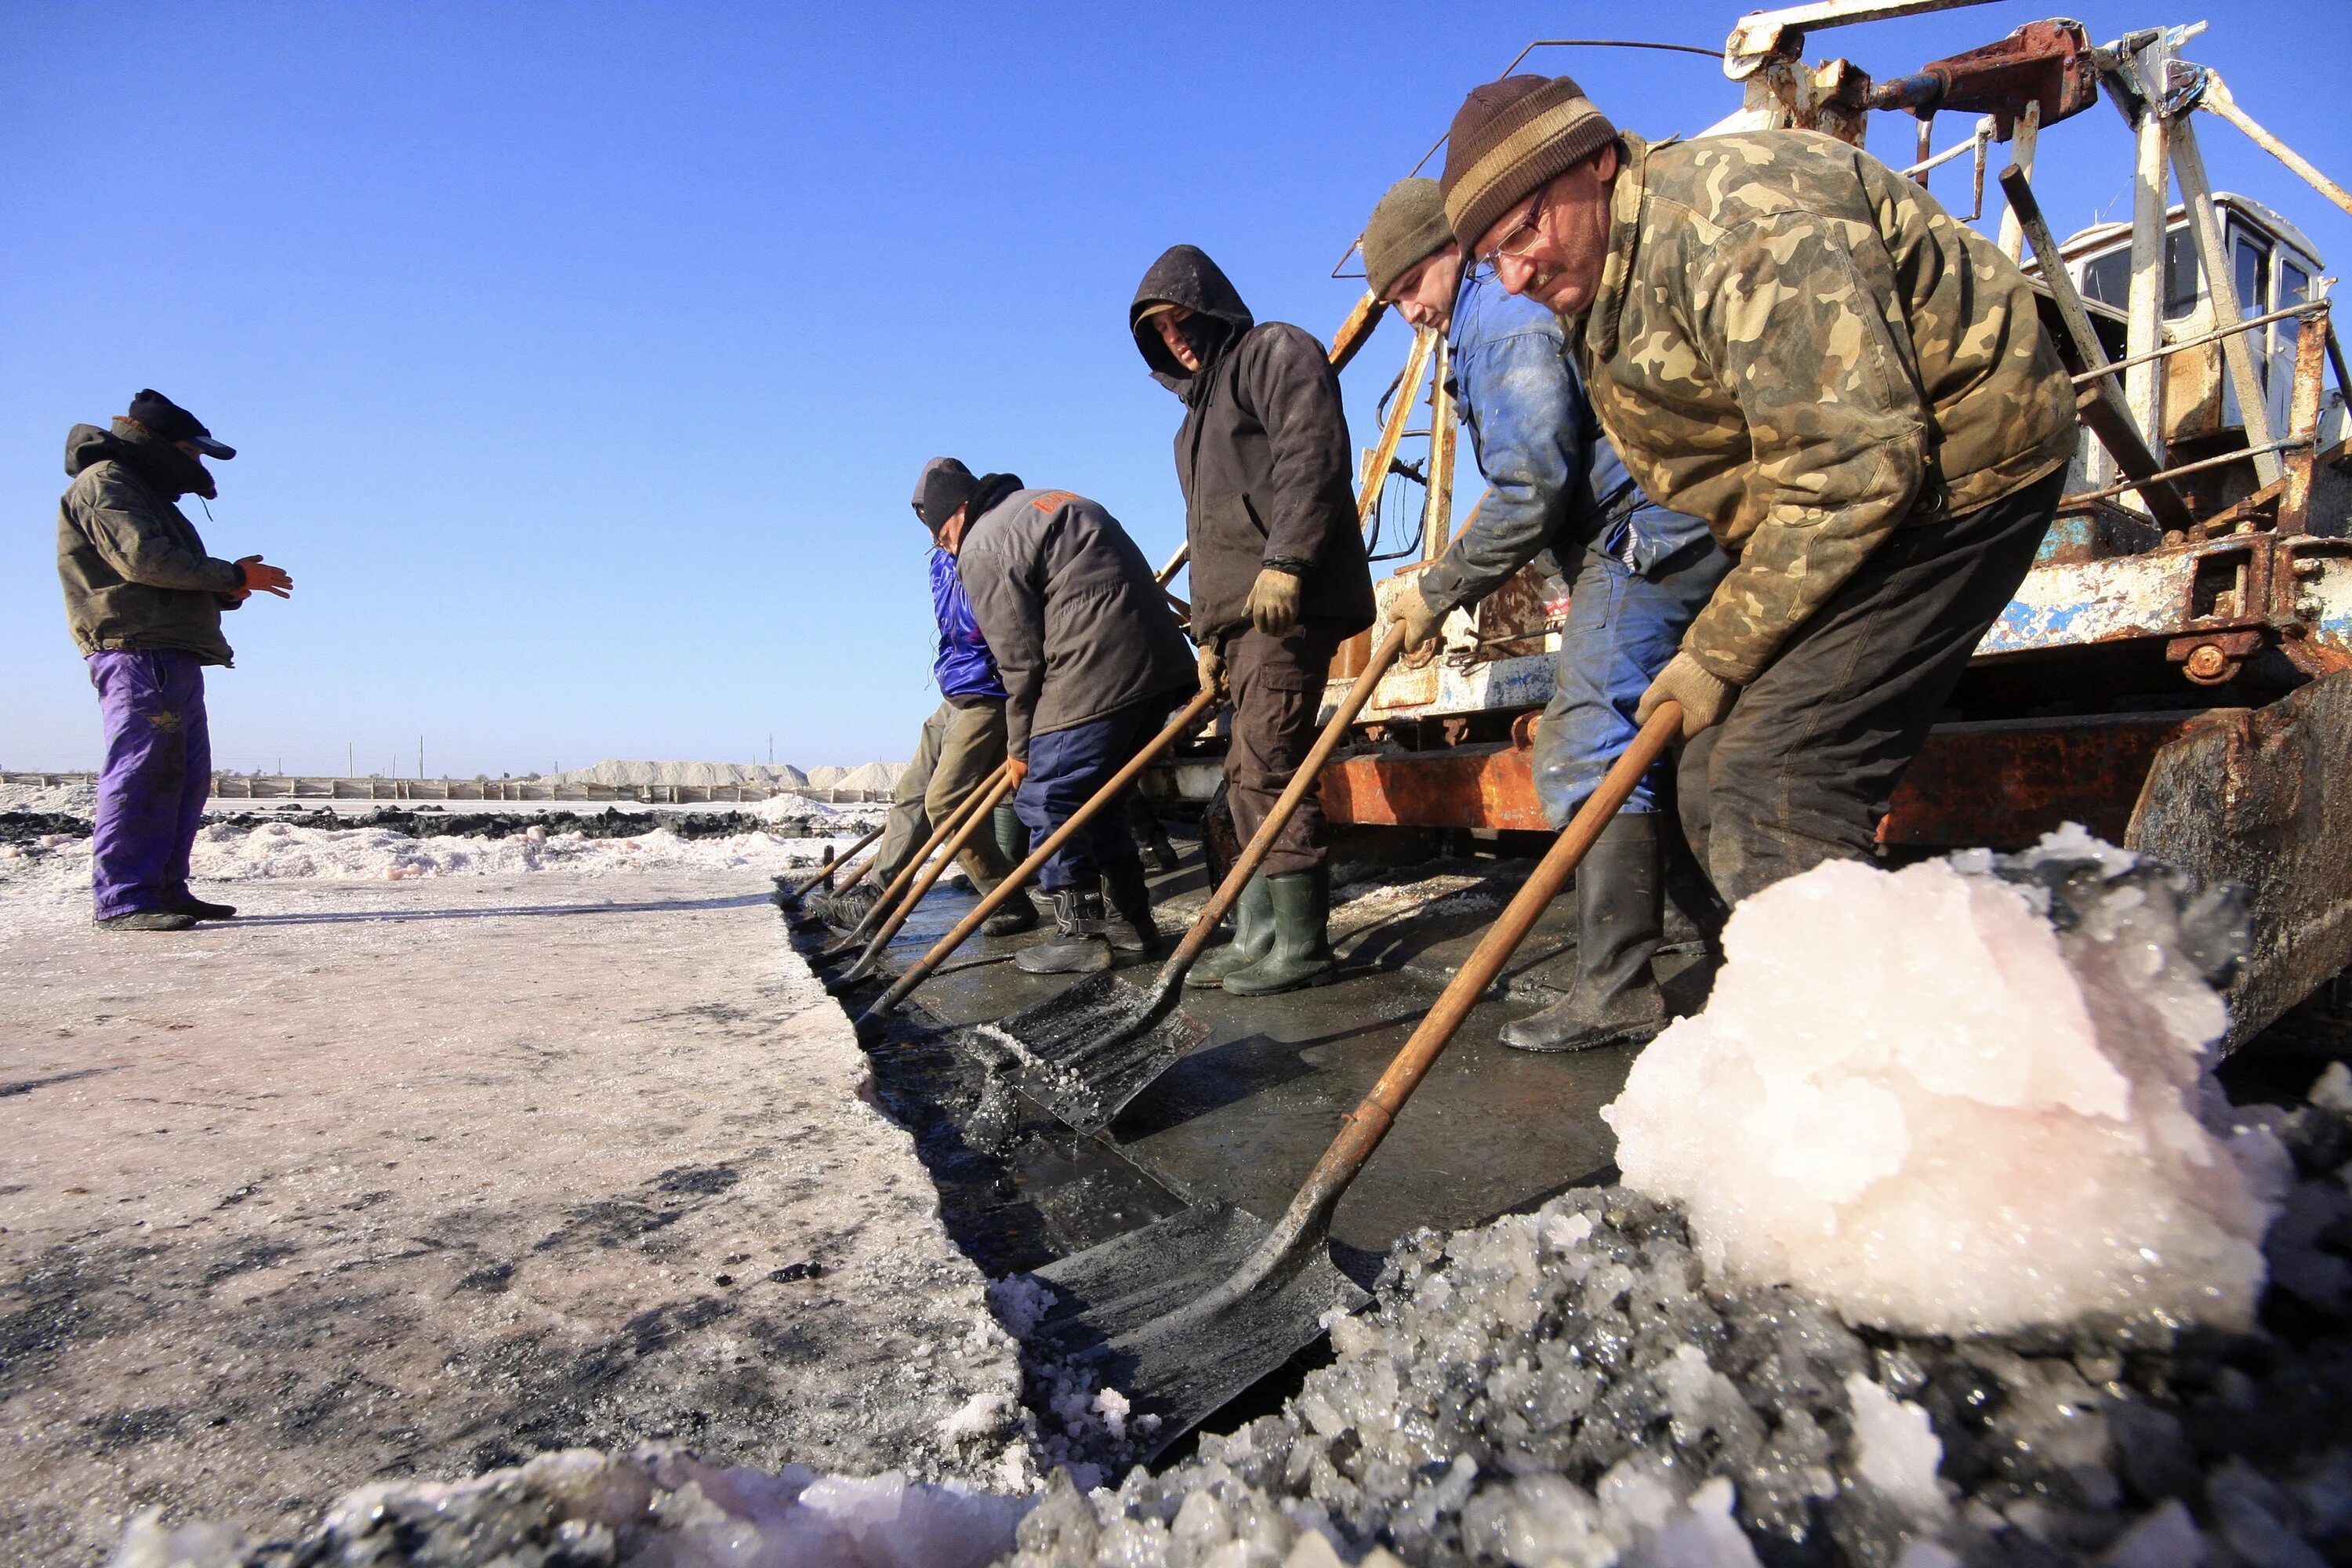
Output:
top-left (5, 1), bottom-right (2347, 777)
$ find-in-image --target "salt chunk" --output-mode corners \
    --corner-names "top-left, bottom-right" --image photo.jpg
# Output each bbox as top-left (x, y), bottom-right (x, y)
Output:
top-left (2311, 1062), bottom-right (2352, 1115)
top-left (2101, 1499), bottom-right (2208, 1568)
top-left (1843, 1373), bottom-right (1950, 1523)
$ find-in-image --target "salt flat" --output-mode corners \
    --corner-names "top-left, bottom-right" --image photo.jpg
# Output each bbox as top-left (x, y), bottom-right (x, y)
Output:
top-left (0, 870), bottom-right (1022, 1566)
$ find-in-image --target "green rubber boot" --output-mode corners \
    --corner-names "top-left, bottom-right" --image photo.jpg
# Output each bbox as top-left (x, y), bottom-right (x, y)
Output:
top-left (1185, 872), bottom-right (1276, 989)
top-left (1220, 869), bottom-right (1336, 996)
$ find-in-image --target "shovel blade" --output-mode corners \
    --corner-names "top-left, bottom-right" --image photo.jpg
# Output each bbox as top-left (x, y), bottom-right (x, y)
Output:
top-left (1029, 1202), bottom-right (1368, 1460)
top-left (975, 971), bottom-right (1207, 1135)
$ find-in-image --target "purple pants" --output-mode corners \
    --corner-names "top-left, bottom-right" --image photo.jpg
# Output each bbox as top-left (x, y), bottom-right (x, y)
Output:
top-left (87, 650), bottom-right (211, 919)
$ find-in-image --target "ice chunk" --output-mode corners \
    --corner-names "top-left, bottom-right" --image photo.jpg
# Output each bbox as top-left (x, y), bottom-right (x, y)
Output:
top-left (1603, 844), bottom-right (2279, 1335)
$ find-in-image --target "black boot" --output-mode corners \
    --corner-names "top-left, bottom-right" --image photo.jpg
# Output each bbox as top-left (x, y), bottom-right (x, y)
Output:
top-left (1185, 872), bottom-right (1275, 989)
top-left (1014, 887), bottom-right (1112, 975)
top-left (814, 881), bottom-right (882, 931)
top-left (976, 874), bottom-right (1044, 937)
top-left (1221, 867), bottom-right (1336, 996)
top-left (169, 896), bottom-right (238, 920)
top-left (1099, 859), bottom-right (1160, 956)
top-left (1501, 813), bottom-right (1668, 1052)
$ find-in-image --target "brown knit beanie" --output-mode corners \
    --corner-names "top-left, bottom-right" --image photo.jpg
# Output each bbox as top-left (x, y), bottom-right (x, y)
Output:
top-left (1440, 74), bottom-right (1618, 258)
top-left (1360, 178), bottom-right (1455, 299)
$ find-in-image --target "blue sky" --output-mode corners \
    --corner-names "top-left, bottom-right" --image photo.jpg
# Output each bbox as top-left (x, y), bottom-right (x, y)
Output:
top-left (5, 1), bottom-right (2346, 776)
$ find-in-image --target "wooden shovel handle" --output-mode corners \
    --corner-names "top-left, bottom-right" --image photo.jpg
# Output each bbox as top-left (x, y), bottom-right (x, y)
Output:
top-left (863, 689), bottom-right (1220, 1021)
top-left (833, 759), bottom-right (1011, 951)
top-left (846, 765), bottom-right (1022, 971)
top-left (782, 821), bottom-right (885, 898)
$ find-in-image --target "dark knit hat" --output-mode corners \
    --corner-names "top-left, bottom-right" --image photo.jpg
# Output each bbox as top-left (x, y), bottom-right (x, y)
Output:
top-left (914, 456), bottom-right (978, 533)
top-left (127, 388), bottom-right (234, 459)
top-left (1439, 75), bottom-right (1618, 260)
top-left (1361, 178), bottom-right (1455, 300)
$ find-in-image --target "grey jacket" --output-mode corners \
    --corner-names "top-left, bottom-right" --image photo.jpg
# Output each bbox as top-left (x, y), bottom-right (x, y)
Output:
top-left (56, 421), bottom-right (244, 665)
top-left (955, 488), bottom-right (1195, 760)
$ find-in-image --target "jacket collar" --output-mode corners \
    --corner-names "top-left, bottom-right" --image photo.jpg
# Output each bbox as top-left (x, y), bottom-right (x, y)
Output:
top-left (1578, 132), bottom-right (1653, 365)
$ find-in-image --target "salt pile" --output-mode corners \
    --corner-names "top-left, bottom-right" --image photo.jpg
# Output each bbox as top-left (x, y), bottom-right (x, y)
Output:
top-left (1603, 832), bottom-right (2285, 1336)
top-left (551, 760), bottom-right (818, 788)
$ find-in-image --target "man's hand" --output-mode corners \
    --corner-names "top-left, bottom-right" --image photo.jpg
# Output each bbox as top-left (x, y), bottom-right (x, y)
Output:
top-left (1005, 757), bottom-right (1029, 788)
top-left (1196, 643), bottom-right (1226, 699)
top-left (236, 556), bottom-right (293, 597)
top-left (1388, 580), bottom-right (1446, 652)
top-left (1245, 568), bottom-right (1302, 635)
top-left (1635, 651), bottom-right (1737, 739)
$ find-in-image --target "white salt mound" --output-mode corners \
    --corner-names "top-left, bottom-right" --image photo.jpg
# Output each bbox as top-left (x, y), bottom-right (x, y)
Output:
top-left (1602, 835), bottom-right (2284, 1337)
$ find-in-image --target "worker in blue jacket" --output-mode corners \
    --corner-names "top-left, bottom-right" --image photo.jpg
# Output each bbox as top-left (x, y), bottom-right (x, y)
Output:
top-left (1359, 178), bottom-right (1730, 1054)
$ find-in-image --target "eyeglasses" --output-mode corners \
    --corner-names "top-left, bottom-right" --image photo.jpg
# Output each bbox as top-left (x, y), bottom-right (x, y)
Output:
top-left (1479, 187), bottom-right (1552, 266)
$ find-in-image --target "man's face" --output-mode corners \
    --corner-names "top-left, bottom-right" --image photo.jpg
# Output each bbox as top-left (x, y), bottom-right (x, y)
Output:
top-left (1383, 245), bottom-right (1465, 332)
top-left (1150, 306), bottom-right (1202, 373)
top-left (174, 439), bottom-right (210, 471)
top-left (1477, 144), bottom-right (1620, 315)
top-left (937, 505), bottom-right (971, 556)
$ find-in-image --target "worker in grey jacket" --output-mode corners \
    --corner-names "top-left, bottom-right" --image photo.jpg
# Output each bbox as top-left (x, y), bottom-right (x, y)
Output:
top-left (56, 390), bottom-right (294, 931)
top-left (916, 463), bottom-right (1195, 974)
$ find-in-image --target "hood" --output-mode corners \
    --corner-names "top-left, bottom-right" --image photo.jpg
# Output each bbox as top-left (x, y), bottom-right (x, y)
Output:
top-left (1131, 245), bottom-right (1254, 394)
top-left (64, 418), bottom-right (215, 500)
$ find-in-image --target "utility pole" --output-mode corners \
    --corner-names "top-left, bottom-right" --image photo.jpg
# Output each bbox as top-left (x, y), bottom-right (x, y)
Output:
top-left (348, 742), bottom-right (354, 778)
top-left (419, 736), bottom-right (424, 779)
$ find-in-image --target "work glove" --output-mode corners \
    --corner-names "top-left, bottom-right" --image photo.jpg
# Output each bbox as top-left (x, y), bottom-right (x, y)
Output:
top-left (1196, 643), bottom-right (1227, 700)
top-left (1635, 651), bottom-right (1737, 739)
top-left (1245, 567), bottom-right (1303, 636)
top-left (1387, 579), bottom-right (1446, 652)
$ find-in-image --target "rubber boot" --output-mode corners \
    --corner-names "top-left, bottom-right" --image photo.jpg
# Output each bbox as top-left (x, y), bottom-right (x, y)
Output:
top-left (1221, 868), bottom-right (1336, 996)
top-left (991, 802), bottom-right (1029, 871)
top-left (1099, 858), bottom-right (1160, 956)
top-left (1014, 887), bottom-right (1113, 974)
top-left (1184, 873), bottom-right (1275, 989)
top-left (974, 872), bottom-right (1044, 937)
top-left (1501, 812), bottom-right (1668, 1052)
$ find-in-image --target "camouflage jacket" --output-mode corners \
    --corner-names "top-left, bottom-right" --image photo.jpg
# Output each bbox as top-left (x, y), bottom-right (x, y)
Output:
top-left (1575, 131), bottom-right (2078, 684)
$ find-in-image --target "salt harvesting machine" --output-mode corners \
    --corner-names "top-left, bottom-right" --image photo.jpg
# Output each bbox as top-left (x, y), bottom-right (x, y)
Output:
top-left (1149, 0), bottom-right (2352, 1048)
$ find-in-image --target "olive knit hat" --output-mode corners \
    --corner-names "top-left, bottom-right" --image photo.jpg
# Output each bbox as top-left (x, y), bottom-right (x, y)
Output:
top-left (1360, 177), bottom-right (1455, 300)
top-left (1439, 74), bottom-right (1618, 259)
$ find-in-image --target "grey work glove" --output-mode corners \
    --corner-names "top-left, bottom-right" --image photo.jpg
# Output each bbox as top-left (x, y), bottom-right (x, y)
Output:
top-left (1388, 579), bottom-right (1446, 652)
top-left (1635, 651), bottom-right (1738, 739)
top-left (1245, 568), bottom-right (1303, 636)
top-left (1196, 642), bottom-right (1227, 700)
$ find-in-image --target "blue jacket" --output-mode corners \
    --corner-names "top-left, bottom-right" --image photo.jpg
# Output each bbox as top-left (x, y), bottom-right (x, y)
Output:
top-left (1417, 271), bottom-right (1713, 612)
top-left (929, 546), bottom-right (1007, 701)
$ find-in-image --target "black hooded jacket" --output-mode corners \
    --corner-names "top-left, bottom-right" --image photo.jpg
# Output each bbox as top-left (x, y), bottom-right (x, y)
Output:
top-left (1131, 246), bottom-right (1374, 642)
top-left (56, 420), bottom-right (244, 665)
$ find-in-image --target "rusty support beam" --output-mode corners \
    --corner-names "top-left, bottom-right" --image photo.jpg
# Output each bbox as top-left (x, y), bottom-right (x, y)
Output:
top-left (1878, 713), bottom-right (2194, 848)
top-left (2169, 111), bottom-right (2285, 487)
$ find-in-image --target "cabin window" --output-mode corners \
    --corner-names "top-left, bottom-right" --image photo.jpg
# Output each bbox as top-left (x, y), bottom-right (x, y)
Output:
top-left (2163, 228), bottom-right (2199, 318)
top-left (2079, 249), bottom-right (2131, 310)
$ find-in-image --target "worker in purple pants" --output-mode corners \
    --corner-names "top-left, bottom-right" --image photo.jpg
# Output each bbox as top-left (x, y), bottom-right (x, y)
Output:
top-left (56, 390), bottom-right (294, 931)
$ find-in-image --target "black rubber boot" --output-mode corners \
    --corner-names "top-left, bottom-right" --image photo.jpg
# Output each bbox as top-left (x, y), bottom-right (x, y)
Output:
top-left (815, 882), bottom-right (881, 931)
top-left (1501, 812), bottom-right (1668, 1052)
top-left (1221, 868), bottom-right (1336, 996)
top-left (1014, 887), bottom-right (1113, 974)
top-left (170, 897), bottom-right (238, 920)
top-left (1099, 859), bottom-right (1160, 956)
top-left (976, 875), bottom-right (1044, 937)
top-left (1185, 872), bottom-right (1275, 989)
top-left (97, 910), bottom-right (198, 931)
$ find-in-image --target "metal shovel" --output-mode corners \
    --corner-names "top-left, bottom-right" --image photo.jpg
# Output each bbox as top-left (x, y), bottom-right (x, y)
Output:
top-left (855, 688), bottom-right (1220, 1030)
top-left (830, 766), bottom-right (1023, 985)
top-left (1027, 702), bottom-right (1682, 1457)
top-left (772, 821), bottom-right (886, 909)
top-left (979, 620), bottom-right (1414, 1134)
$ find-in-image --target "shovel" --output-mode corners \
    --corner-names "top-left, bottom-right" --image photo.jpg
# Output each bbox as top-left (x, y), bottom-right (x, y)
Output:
top-left (822, 760), bottom-right (1011, 958)
top-left (855, 688), bottom-right (1220, 1029)
top-left (1027, 702), bottom-right (1683, 1457)
top-left (980, 620), bottom-right (1414, 1134)
top-left (830, 765), bottom-right (1023, 985)
top-left (772, 821), bottom-right (886, 909)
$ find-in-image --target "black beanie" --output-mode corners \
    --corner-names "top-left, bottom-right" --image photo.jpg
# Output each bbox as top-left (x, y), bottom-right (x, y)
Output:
top-left (913, 456), bottom-right (977, 532)
top-left (127, 389), bottom-right (235, 459)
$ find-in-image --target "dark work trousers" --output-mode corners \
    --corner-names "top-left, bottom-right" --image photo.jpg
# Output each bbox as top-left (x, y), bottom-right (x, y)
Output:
top-left (87, 649), bottom-right (212, 920)
top-left (1015, 695), bottom-right (1174, 891)
top-left (1220, 622), bottom-right (1344, 879)
top-left (1680, 468), bottom-right (2065, 908)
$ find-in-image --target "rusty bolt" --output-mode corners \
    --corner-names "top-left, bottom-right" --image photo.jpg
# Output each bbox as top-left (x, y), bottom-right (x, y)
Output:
top-left (2183, 642), bottom-right (2231, 681)
top-left (2293, 558), bottom-right (2325, 577)
top-left (1511, 711), bottom-right (1542, 750)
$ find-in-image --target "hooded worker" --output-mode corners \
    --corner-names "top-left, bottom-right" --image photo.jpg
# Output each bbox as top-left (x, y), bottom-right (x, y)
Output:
top-left (920, 461), bottom-right (1196, 975)
top-left (1440, 75), bottom-right (2077, 907)
top-left (1131, 245), bottom-right (1375, 996)
top-left (56, 390), bottom-right (295, 931)
top-left (815, 459), bottom-right (1043, 938)
top-left (1358, 177), bottom-right (1730, 1053)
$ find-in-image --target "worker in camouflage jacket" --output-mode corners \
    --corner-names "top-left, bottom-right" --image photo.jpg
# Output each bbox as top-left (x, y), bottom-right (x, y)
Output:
top-left (1359, 176), bottom-right (1729, 1053)
top-left (920, 463), bottom-right (1196, 975)
top-left (1440, 75), bottom-right (2078, 906)
top-left (55, 390), bottom-right (295, 931)
top-left (1131, 245), bottom-right (1376, 996)
top-left (815, 459), bottom-right (1042, 940)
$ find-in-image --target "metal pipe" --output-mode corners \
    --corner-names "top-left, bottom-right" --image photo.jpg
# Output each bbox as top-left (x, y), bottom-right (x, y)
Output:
top-left (2070, 302), bottom-right (2330, 384)
top-left (2169, 114), bottom-right (2285, 485)
top-left (2199, 71), bottom-right (2352, 222)
top-left (2068, 441), bottom-right (2299, 506)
